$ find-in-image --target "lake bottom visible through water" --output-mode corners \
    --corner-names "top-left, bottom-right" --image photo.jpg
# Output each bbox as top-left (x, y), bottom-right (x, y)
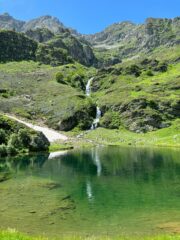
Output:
top-left (0, 146), bottom-right (180, 237)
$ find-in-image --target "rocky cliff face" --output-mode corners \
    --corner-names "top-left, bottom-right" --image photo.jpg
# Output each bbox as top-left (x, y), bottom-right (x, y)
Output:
top-left (22, 15), bottom-right (65, 34)
top-left (0, 13), bottom-right (25, 31)
top-left (85, 17), bottom-right (180, 61)
top-left (85, 17), bottom-right (180, 48)
top-left (84, 21), bottom-right (136, 45)
top-left (1, 13), bottom-right (179, 65)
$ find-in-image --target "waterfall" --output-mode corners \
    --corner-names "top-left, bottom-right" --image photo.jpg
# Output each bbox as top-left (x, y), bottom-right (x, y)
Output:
top-left (91, 106), bottom-right (101, 130)
top-left (86, 77), bottom-right (93, 97)
top-left (86, 77), bottom-right (101, 130)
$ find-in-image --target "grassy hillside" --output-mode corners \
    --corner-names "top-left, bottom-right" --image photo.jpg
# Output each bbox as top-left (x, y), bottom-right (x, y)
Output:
top-left (91, 46), bottom-right (180, 133)
top-left (0, 61), bottom-right (96, 131)
top-left (0, 26), bottom-right (179, 147)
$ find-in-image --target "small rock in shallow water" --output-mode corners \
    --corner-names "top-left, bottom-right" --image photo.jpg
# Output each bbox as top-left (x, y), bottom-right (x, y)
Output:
top-left (42, 182), bottom-right (62, 190)
top-left (62, 195), bottom-right (71, 201)
top-left (49, 222), bottom-right (55, 225)
top-left (29, 210), bottom-right (36, 214)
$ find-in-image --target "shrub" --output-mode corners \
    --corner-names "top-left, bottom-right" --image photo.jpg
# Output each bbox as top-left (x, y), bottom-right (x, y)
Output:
top-left (0, 129), bottom-right (7, 144)
top-left (1, 93), bottom-right (9, 98)
top-left (0, 144), bottom-right (7, 157)
top-left (154, 62), bottom-right (168, 72)
top-left (71, 73), bottom-right (85, 90)
top-left (125, 64), bottom-right (141, 77)
top-left (56, 72), bottom-right (66, 84)
top-left (100, 111), bottom-right (121, 129)
top-left (18, 129), bottom-right (31, 148)
top-left (146, 70), bottom-right (154, 76)
top-left (8, 133), bottom-right (22, 149)
top-left (6, 144), bottom-right (17, 156)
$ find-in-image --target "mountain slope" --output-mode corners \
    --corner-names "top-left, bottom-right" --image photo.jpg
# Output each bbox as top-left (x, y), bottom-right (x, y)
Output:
top-left (0, 14), bottom-right (179, 142)
top-left (0, 13), bottom-right (97, 67)
top-left (86, 17), bottom-right (180, 66)
top-left (86, 17), bottom-right (180, 48)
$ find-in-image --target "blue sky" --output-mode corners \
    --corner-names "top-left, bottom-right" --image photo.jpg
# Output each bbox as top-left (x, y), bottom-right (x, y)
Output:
top-left (0, 0), bottom-right (179, 34)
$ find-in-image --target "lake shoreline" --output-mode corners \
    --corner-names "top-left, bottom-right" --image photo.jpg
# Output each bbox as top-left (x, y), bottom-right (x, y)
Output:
top-left (0, 230), bottom-right (180, 240)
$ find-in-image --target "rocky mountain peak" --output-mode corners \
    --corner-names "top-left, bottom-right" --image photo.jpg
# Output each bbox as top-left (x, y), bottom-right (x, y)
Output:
top-left (0, 12), bottom-right (25, 31)
top-left (22, 15), bottom-right (65, 34)
top-left (2, 12), bottom-right (11, 17)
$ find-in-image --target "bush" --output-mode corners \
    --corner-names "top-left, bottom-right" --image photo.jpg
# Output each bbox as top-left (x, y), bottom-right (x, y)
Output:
top-left (8, 133), bottom-right (22, 149)
top-left (6, 144), bottom-right (17, 156)
top-left (56, 72), bottom-right (66, 84)
top-left (70, 73), bottom-right (85, 90)
top-left (100, 111), bottom-right (121, 129)
top-left (146, 70), bottom-right (154, 76)
top-left (0, 144), bottom-right (7, 157)
top-left (154, 62), bottom-right (168, 72)
top-left (0, 129), bottom-right (7, 144)
top-left (18, 129), bottom-right (31, 148)
top-left (125, 64), bottom-right (141, 77)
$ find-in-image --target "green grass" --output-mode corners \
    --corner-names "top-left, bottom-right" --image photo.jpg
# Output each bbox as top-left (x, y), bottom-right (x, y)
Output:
top-left (93, 61), bottom-right (180, 107)
top-left (49, 142), bottom-right (73, 152)
top-left (0, 230), bottom-right (180, 240)
top-left (0, 46), bottom-right (179, 143)
top-left (83, 119), bottom-right (180, 148)
top-left (0, 61), bottom-right (95, 130)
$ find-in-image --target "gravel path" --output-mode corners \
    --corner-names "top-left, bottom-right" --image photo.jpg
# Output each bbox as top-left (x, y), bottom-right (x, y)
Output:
top-left (6, 115), bottom-right (68, 142)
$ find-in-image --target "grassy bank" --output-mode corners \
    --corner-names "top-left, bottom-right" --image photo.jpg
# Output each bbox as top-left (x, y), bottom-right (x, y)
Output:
top-left (74, 119), bottom-right (180, 148)
top-left (0, 230), bottom-right (180, 240)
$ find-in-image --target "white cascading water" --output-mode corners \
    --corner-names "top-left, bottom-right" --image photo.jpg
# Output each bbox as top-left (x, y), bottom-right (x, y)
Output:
top-left (86, 78), bottom-right (101, 130)
top-left (91, 106), bottom-right (101, 130)
top-left (86, 77), bottom-right (94, 97)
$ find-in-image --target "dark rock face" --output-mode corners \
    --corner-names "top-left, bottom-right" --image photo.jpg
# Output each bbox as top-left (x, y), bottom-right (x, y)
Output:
top-left (104, 98), bottom-right (178, 133)
top-left (61, 33), bottom-right (96, 66)
top-left (57, 105), bottom-right (96, 131)
top-left (25, 28), bottom-right (55, 43)
top-left (58, 116), bottom-right (77, 131)
top-left (30, 132), bottom-right (50, 152)
top-left (33, 31), bottom-right (97, 66)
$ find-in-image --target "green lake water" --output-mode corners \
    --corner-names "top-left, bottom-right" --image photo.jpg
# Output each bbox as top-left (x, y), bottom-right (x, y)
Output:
top-left (0, 147), bottom-right (180, 237)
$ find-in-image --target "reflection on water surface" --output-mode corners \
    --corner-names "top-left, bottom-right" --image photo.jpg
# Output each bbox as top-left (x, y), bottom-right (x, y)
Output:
top-left (0, 147), bottom-right (179, 237)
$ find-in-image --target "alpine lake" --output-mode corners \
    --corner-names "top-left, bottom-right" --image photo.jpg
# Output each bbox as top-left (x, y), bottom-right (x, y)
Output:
top-left (0, 146), bottom-right (179, 238)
